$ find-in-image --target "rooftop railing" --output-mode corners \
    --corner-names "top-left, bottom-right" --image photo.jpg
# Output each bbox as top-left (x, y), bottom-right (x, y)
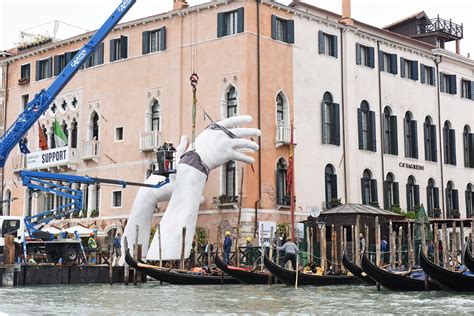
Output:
top-left (416, 16), bottom-right (463, 39)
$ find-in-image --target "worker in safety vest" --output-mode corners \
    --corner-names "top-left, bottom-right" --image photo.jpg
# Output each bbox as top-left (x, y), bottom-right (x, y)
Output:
top-left (88, 232), bottom-right (98, 264)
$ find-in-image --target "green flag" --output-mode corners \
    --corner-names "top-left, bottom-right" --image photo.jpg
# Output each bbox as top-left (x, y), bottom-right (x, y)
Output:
top-left (53, 119), bottom-right (68, 147)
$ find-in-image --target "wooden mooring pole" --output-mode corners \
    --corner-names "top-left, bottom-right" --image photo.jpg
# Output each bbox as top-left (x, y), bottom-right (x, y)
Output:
top-left (331, 225), bottom-right (336, 273)
top-left (109, 238), bottom-right (114, 285)
top-left (375, 217), bottom-right (381, 266)
top-left (124, 236), bottom-right (129, 285)
top-left (355, 216), bottom-right (360, 265)
top-left (180, 227), bottom-right (186, 271)
top-left (407, 222), bottom-right (413, 270)
top-left (321, 225), bottom-right (327, 271)
top-left (442, 223), bottom-right (448, 269)
top-left (133, 225), bottom-right (140, 286)
top-left (158, 224), bottom-right (163, 268)
top-left (451, 222), bottom-right (457, 271)
top-left (433, 223), bottom-right (439, 266)
top-left (397, 227), bottom-right (402, 269)
top-left (389, 220), bottom-right (394, 269)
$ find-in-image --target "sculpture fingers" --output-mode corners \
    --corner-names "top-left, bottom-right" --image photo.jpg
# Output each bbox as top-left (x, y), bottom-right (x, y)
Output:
top-left (231, 151), bottom-right (255, 164)
top-left (229, 128), bottom-right (261, 138)
top-left (217, 115), bottom-right (252, 128)
top-left (232, 139), bottom-right (259, 151)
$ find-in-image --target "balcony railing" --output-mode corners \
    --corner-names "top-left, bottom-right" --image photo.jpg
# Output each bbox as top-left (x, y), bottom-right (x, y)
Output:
top-left (140, 130), bottom-right (161, 151)
top-left (416, 17), bottom-right (463, 39)
top-left (82, 140), bottom-right (100, 160)
top-left (275, 124), bottom-right (291, 145)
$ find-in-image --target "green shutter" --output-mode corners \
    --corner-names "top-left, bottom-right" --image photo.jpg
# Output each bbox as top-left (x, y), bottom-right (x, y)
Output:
top-left (369, 111), bottom-right (376, 152)
top-left (414, 185), bottom-right (420, 207)
top-left (420, 64), bottom-right (426, 83)
top-left (370, 179), bottom-right (378, 203)
top-left (430, 125), bottom-right (437, 162)
top-left (412, 60), bottom-right (419, 80)
top-left (411, 120), bottom-right (418, 159)
top-left (331, 174), bottom-right (338, 200)
top-left (357, 108), bottom-right (363, 149)
top-left (440, 73), bottom-right (445, 92)
top-left (286, 20), bottom-right (294, 44)
top-left (452, 189), bottom-right (459, 210)
top-left (356, 43), bottom-right (361, 65)
top-left (321, 101), bottom-right (328, 144)
top-left (393, 182), bottom-right (400, 205)
top-left (333, 103), bottom-right (340, 146)
top-left (331, 35), bottom-right (338, 58)
top-left (361, 178), bottom-right (367, 205)
top-left (400, 57), bottom-right (406, 78)
top-left (433, 187), bottom-right (439, 209)
top-left (159, 27), bottom-right (166, 51)
top-left (449, 129), bottom-right (456, 165)
top-left (378, 51), bottom-right (384, 72)
top-left (424, 123), bottom-right (429, 160)
top-left (271, 15), bottom-right (277, 40)
top-left (470, 81), bottom-right (474, 100)
top-left (431, 67), bottom-right (436, 86)
top-left (35, 60), bottom-right (41, 80)
top-left (368, 47), bottom-right (375, 68)
top-left (120, 36), bottom-right (128, 59)
top-left (237, 8), bottom-right (244, 33)
top-left (390, 115), bottom-right (398, 155)
top-left (218, 12), bottom-right (225, 37)
top-left (318, 31), bottom-right (325, 54)
top-left (390, 54), bottom-right (398, 74)
top-left (383, 181), bottom-right (389, 209)
top-left (142, 31), bottom-right (150, 54)
top-left (469, 134), bottom-right (474, 167)
top-left (98, 43), bottom-right (104, 65)
top-left (53, 55), bottom-right (61, 76)
top-left (448, 75), bottom-right (457, 95)
top-left (110, 39), bottom-right (116, 62)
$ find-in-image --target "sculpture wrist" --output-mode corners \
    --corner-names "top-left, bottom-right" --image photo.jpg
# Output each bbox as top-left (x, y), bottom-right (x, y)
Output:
top-left (179, 151), bottom-right (210, 178)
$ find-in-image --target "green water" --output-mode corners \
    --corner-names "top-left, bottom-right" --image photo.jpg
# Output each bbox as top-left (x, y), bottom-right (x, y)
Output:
top-left (1, 282), bottom-right (473, 315)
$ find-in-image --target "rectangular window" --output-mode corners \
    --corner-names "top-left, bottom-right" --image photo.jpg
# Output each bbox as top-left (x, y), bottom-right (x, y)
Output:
top-left (112, 191), bottom-right (122, 208)
top-left (35, 57), bottom-right (53, 81)
top-left (356, 44), bottom-right (374, 68)
top-left (142, 28), bottom-right (166, 54)
top-left (420, 64), bottom-right (435, 86)
top-left (21, 94), bottom-right (29, 110)
top-left (400, 57), bottom-right (418, 81)
top-left (217, 8), bottom-right (244, 38)
top-left (440, 72), bottom-right (457, 95)
top-left (271, 15), bottom-right (294, 44)
top-left (319, 31), bottom-right (337, 57)
top-left (110, 36), bottom-right (128, 62)
top-left (461, 79), bottom-right (473, 100)
top-left (379, 51), bottom-right (397, 74)
top-left (20, 64), bottom-right (30, 81)
top-left (115, 127), bottom-right (124, 141)
top-left (85, 43), bottom-right (104, 68)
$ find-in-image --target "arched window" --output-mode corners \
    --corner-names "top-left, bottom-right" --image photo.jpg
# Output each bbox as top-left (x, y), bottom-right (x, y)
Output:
top-left (361, 169), bottom-right (377, 205)
top-left (463, 125), bottom-right (473, 168)
top-left (50, 126), bottom-right (56, 149)
top-left (443, 121), bottom-right (456, 165)
top-left (426, 178), bottom-right (440, 217)
top-left (446, 181), bottom-right (459, 218)
top-left (324, 164), bottom-right (337, 208)
top-left (406, 176), bottom-right (419, 211)
top-left (276, 158), bottom-right (289, 206)
top-left (71, 119), bottom-right (78, 149)
top-left (91, 112), bottom-right (99, 140)
top-left (322, 92), bottom-right (340, 146)
top-left (358, 101), bottom-right (375, 151)
top-left (383, 173), bottom-right (399, 209)
top-left (226, 86), bottom-right (238, 118)
top-left (404, 112), bottom-right (418, 158)
top-left (424, 116), bottom-right (437, 162)
top-left (151, 100), bottom-right (160, 131)
top-left (61, 121), bottom-right (68, 145)
top-left (276, 94), bottom-right (285, 125)
top-left (224, 161), bottom-right (236, 198)
top-left (465, 184), bottom-right (473, 218)
top-left (2, 189), bottom-right (11, 216)
top-left (383, 107), bottom-right (397, 155)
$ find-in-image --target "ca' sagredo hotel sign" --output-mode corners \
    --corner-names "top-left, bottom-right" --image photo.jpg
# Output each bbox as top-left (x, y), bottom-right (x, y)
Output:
top-left (399, 162), bottom-right (425, 171)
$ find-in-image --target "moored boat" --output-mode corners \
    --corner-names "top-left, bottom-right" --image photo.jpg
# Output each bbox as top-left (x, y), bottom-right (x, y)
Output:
top-left (342, 253), bottom-right (376, 285)
top-left (263, 255), bottom-right (360, 286)
top-left (214, 255), bottom-right (275, 284)
top-left (420, 250), bottom-right (474, 291)
top-left (464, 247), bottom-right (474, 273)
top-left (125, 250), bottom-right (240, 285)
top-left (361, 254), bottom-right (440, 291)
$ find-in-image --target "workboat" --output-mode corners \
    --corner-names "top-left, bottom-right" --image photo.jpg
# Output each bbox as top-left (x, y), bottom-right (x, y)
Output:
top-left (125, 250), bottom-right (240, 285)
top-left (214, 254), bottom-right (275, 284)
top-left (263, 255), bottom-right (360, 286)
top-left (361, 254), bottom-right (440, 291)
top-left (419, 250), bottom-right (474, 291)
top-left (342, 253), bottom-right (376, 285)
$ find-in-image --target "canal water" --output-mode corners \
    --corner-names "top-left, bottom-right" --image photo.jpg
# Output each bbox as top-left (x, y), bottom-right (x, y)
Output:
top-left (1, 282), bottom-right (474, 315)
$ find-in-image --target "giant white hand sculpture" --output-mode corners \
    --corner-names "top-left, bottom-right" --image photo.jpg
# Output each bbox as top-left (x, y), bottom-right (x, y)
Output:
top-left (119, 136), bottom-right (188, 265)
top-left (147, 115), bottom-right (260, 260)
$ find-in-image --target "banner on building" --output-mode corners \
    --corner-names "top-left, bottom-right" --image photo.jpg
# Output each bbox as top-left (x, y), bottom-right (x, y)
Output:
top-left (26, 146), bottom-right (73, 169)
top-left (258, 221), bottom-right (276, 247)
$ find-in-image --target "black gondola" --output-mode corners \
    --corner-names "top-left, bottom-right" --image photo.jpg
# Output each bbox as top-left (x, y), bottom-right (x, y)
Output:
top-left (342, 253), bottom-right (376, 285)
top-left (361, 253), bottom-right (440, 291)
top-left (263, 255), bottom-right (360, 286)
top-left (420, 250), bottom-right (474, 291)
top-left (214, 255), bottom-right (275, 284)
top-left (464, 247), bottom-right (474, 273)
top-left (125, 250), bottom-right (240, 285)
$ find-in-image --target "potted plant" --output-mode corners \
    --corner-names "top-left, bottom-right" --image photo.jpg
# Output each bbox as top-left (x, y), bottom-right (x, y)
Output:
top-left (369, 201), bottom-right (380, 208)
top-left (451, 209), bottom-right (460, 219)
top-left (432, 208), bottom-right (442, 218)
top-left (90, 209), bottom-right (99, 218)
top-left (330, 197), bottom-right (341, 207)
top-left (389, 204), bottom-right (402, 214)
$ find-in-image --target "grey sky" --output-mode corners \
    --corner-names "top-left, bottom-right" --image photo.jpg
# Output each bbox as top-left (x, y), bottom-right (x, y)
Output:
top-left (1, 0), bottom-right (472, 56)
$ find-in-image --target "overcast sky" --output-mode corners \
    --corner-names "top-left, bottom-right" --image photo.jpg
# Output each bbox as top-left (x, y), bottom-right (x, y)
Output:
top-left (1, 0), bottom-right (472, 56)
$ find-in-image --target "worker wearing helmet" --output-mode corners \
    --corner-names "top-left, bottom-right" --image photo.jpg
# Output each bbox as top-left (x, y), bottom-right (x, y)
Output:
top-left (223, 231), bottom-right (232, 264)
top-left (88, 232), bottom-right (98, 264)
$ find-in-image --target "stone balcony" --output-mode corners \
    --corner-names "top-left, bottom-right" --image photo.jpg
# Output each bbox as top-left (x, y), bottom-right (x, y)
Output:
top-left (140, 130), bottom-right (161, 151)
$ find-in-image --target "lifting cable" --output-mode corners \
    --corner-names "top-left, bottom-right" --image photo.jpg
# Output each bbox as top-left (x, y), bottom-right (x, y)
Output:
top-left (190, 10), bottom-right (199, 150)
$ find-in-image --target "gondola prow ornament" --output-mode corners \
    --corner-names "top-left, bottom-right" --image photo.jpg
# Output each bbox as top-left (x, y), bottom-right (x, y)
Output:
top-left (155, 142), bottom-right (177, 177)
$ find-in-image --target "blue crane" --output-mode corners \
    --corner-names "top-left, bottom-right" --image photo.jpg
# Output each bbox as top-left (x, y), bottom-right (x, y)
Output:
top-left (0, 0), bottom-right (137, 167)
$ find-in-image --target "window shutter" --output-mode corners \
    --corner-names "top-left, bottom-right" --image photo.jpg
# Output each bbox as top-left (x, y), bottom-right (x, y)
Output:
top-left (439, 73), bottom-right (445, 92)
top-left (35, 60), bottom-right (41, 81)
top-left (356, 43), bottom-right (361, 65)
top-left (400, 57), bottom-right (406, 78)
top-left (110, 39), bottom-right (116, 62)
top-left (321, 101), bottom-right (328, 144)
top-left (383, 181), bottom-right (389, 209)
top-left (333, 103), bottom-right (340, 146)
top-left (331, 174), bottom-right (338, 200)
top-left (357, 108), bottom-right (363, 149)
top-left (361, 178), bottom-right (367, 205)
top-left (414, 185), bottom-right (420, 207)
top-left (452, 189), bottom-right (459, 210)
top-left (420, 64), bottom-right (426, 83)
top-left (411, 120), bottom-right (418, 159)
top-left (271, 15), bottom-right (277, 40)
top-left (406, 185), bottom-right (411, 210)
top-left (142, 31), bottom-right (150, 54)
top-left (369, 47), bottom-right (375, 68)
top-left (98, 43), bottom-right (104, 65)
top-left (370, 179), bottom-right (378, 203)
top-left (466, 190), bottom-right (471, 215)
top-left (469, 134), bottom-right (474, 167)
top-left (431, 67), bottom-right (436, 86)
top-left (53, 55), bottom-right (61, 76)
top-left (237, 8), bottom-right (244, 33)
top-left (393, 182), bottom-right (400, 205)
top-left (390, 54), bottom-right (398, 74)
top-left (412, 60), bottom-right (419, 80)
top-left (318, 31), bottom-right (325, 54)
top-left (159, 27), bottom-right (166, 51)
top-left (64, 52), bottom-right (72, 64)
top-left (470, 81), bottom-right (474, 100)
top-left (369, 111), bottom-right (376, 152)
top-left (433, 187), bottom-right (440, 209)
top-left (449, 129), bottom-right (456, 165)
top-left (449, 75), bottom-right (457, 94)
top-left (390, 115), bottom-right (398, 155)
top-left (218, 12), bottom-right (225, 37)
top-left (286, 20), bottom-right (295, 44)
top-left (430, 125), bottom-right (437, 162)
top-left (378, 51), bottom-right (384, 72)
top-left (331, 35), bottom-right (338, 58)
top-left (47, 57), bottom-right (53, 78)
top-left (404, 119), bottom-right (409, 157)
top-left (424, 123), bottom-right (429, 160)
top-left (120, 36), bottom-right (128, 59)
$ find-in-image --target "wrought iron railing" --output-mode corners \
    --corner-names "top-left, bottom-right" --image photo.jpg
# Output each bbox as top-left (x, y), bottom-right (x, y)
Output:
top-left (416, 17), bottom-right (463, 39)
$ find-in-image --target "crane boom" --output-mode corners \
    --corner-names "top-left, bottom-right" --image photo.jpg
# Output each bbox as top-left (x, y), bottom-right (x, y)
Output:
top-left (0, 0), bottom-right (137, 167)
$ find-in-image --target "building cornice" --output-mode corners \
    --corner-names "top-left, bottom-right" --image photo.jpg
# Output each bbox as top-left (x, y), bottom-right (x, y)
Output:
top-left (432, 48), bottom-right (474, 67)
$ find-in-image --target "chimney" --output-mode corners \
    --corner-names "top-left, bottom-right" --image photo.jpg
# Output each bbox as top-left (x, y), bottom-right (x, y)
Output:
top-left (339, 0), bottom-right (354, 26)
top-left (173, 0), bottom-right (188, 10)
top-left (455, 39), bottom-right (461, 55)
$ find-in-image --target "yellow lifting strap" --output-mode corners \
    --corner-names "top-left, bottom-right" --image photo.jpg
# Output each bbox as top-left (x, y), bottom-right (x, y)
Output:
top-left (190, 73), bottom-right (199, 150)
